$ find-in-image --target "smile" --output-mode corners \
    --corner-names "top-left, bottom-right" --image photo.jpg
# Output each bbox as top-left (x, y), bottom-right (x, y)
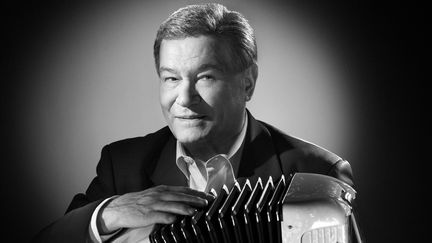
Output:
top-left (176, 115), bottom-right (206, 120)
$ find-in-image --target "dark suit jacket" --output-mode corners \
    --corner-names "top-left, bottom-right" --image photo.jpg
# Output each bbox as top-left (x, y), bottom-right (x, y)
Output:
top-left (33, 112), bottom-right (353, 242)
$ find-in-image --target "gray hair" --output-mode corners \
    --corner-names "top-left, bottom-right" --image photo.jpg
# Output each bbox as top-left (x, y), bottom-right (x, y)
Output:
top-left (153, 3), bottom-right (257, 74)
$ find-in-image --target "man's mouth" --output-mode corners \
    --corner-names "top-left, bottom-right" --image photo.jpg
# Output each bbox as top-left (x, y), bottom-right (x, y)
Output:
top-left (176, 114), bottom-right (206, 120)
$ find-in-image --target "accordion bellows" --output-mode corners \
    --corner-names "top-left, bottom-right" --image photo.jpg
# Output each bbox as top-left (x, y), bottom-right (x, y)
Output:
top-left (149, 173), bottom-right (358, 243)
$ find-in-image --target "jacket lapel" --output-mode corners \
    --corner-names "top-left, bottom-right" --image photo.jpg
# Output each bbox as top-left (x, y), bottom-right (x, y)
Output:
top-left (237, 111), bottom-right (283, 185)
top-left (150, 134), bottom-right (188, 187)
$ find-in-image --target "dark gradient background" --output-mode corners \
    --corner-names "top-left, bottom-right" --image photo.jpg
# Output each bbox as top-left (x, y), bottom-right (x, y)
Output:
top-left (2, 0), bottom-right (427, 242)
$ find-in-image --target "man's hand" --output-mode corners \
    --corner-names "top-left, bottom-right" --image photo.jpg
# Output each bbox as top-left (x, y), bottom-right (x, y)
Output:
top-left (97, 185), bottom-right (212, 235)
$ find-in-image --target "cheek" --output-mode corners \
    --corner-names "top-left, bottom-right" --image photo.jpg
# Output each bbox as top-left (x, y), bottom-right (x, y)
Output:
top-left (198, 83), bottom-right (228, 106)
top-left (205, 84), bottom-right (243, 109)
top-left (159, 86), bottom-right (175, 111)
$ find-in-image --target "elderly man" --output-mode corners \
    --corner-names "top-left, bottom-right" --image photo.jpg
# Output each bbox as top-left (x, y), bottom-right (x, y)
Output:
top-left (33, 3), bottom-right (353, 242)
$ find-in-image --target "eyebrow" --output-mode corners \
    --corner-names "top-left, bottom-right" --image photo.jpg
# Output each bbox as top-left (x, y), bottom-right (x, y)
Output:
top-left (197, 63), bottom-right (225, 73)
top-left (159, 66), bottom-right (178, 74)
top-left (159, 63), bottom-right (226, 75)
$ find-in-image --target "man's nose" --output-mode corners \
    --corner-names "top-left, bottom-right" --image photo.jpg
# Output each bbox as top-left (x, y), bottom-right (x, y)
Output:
top-left (175, 80), bottom-right (200, 107)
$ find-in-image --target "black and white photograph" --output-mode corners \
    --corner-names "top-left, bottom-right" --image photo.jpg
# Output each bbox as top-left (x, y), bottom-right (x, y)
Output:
top-left (3, 0), bottom-right (426, 242)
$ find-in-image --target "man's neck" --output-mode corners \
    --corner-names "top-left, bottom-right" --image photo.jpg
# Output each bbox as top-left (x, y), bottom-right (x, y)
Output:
top-left (184, 136), bottom-right (237, 162)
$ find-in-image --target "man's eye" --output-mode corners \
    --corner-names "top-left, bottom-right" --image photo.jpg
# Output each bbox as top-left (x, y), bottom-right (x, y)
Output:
top-left (199, 75), bottom-right (214, 81)
top-left (164, 77), bottom-right (178, 82)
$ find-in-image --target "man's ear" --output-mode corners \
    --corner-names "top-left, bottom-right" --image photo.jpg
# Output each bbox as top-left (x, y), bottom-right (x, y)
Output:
top-left (244, 63), bottom-right (258, 101)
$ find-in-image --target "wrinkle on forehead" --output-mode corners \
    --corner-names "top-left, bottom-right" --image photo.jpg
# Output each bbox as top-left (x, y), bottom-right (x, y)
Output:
top-left (159, 36), bottom-right (231, 73)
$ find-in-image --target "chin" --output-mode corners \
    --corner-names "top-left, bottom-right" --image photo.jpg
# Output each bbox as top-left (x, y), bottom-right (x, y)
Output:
top-left (174, 128), bottom-right (209, 145)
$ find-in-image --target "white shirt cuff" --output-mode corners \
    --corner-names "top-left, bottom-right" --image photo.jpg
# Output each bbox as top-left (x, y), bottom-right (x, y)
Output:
top-left (88, 196), bottom-right (120, 243)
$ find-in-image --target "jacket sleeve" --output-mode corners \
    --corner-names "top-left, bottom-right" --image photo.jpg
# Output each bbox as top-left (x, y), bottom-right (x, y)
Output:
top-left (32, 145), bottom-right (117, 243)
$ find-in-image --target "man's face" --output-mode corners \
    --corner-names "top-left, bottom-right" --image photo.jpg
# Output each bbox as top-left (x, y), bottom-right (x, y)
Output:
top-left (158, 35), bottom-right (252, 146)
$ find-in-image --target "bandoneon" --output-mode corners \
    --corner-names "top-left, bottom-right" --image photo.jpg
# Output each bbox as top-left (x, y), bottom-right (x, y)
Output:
top-left (150, 173), bottom-right (360, 243)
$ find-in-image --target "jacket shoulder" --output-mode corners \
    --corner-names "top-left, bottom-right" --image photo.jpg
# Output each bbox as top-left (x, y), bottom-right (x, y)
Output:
top-left (103, 126), bottom-right (172, 170)
top-left (260, 121), bottom-right (340, 161)
top-left (101, 126), bottom-right (172, 192)
top-left (107, 126), bottom-right (171, 151)
top-left (260, 121), bottom-right (354, 186)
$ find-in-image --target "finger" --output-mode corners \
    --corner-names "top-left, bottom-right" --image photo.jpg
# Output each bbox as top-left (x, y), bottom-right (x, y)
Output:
top-left (144, 211), bottom-right (177, 225)
top-left (149, 201), bottom-right (198, 216)
top-left (155, 191), bottom-right (208, 207)
top-left (157, 185), bottom-right (214, 200)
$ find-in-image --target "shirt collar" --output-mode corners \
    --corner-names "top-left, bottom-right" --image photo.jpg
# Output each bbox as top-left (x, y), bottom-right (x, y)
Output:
top-left (176, 111), bottom-right (248, 178)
